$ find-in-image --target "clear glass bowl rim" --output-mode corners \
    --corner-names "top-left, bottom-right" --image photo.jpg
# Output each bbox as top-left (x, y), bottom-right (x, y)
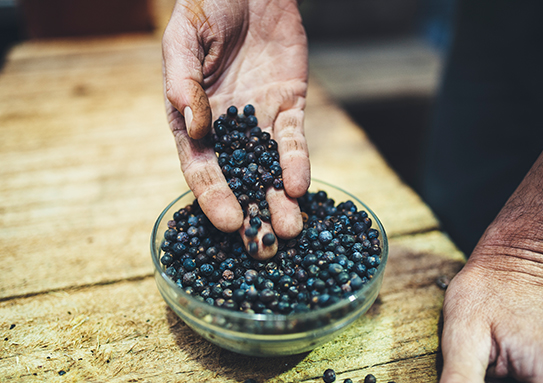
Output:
top-left (150, 178), bottom-right (388, 324)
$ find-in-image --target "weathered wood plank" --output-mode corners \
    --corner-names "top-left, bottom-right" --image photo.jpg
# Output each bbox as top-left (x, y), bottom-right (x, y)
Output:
top-left (0, 36), bottom-right (439, 301)
top-left (0, 231), bottom-right (464, 382)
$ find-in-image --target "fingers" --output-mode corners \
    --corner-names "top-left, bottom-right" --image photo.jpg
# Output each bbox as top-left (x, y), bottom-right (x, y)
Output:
top-left (246, 107), bottom-right (307, 241)
top-left (274, 108), bottom-right (311, 198)
top-left (238, 204), bottom-right (278, 261)
top-left (439, 290), bottom-right (491, 383)
top-left (168, 105), bottom-right (243, 233)
top-left (267, 187), bottom-right (303, 239)
top-left (162, 7), bottom-right (241, 232)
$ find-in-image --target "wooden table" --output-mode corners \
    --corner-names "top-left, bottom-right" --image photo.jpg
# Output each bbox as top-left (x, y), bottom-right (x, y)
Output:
top-left (0, 33), bottom-right (465, 382)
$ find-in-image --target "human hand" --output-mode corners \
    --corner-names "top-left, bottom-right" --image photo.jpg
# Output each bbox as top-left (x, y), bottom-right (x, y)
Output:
top-left (439, 236), bottom-right (543, 382)
top-left (162, 0), bottom-right (310, 259)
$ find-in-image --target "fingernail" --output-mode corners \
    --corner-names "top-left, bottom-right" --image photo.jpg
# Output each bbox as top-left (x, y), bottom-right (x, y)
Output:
top-left (184, 106), bottom-right (193, 132)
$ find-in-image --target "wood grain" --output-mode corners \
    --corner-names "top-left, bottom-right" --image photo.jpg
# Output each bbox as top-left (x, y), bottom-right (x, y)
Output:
top-left (0, 231), bottom-right (464, 382)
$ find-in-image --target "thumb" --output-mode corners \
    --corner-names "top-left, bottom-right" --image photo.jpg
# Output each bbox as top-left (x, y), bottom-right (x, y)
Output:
top-left (162, 17), bottom-right (211, 140)
top-left (164, 77), bottom-right (211, 140)
top-left (439, 302), bottom-right (491, 383)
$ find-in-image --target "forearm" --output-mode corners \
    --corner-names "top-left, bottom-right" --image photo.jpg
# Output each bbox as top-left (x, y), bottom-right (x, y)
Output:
top-left (472, 150), bottom-right (543, 267)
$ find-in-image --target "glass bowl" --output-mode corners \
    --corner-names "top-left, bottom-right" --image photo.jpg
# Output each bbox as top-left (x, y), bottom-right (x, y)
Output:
top-left (150, 179), bottom-right (388, 356)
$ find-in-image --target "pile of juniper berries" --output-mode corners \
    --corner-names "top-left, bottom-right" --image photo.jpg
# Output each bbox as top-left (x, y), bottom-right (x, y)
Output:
top-left (159, 105), bottom-right (382, 315)
top-left (209, 104), bottom-right (284, 254)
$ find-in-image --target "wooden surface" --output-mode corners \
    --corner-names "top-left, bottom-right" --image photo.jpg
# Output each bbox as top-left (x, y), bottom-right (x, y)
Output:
top-left (0, 33), bottom-right (464, 382)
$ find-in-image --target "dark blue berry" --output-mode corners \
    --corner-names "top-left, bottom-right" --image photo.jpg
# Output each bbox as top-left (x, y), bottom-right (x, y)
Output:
top-left (364, 374), bottom-right (376, 383)
top-left (249, 127), bottom-right (261, 137)
top-left (323, 368), bottom-right (336, 383)
top-left (328, 263), bottom-right (344, 275)
top-left (232, 289), bottom-right (246, 302)
top-left (200, 263), bottom-right (214, 276)
top-left (369, 244), bottom-right (381, 256)
top-left (182, 258), bottom-right (196, 271)
top-left (364, 255), bottom-right (380, 268)
top-left (258, 200), bottom-right (268, 210)
top-left (269, 164), bottom-right (282, 176)
top-left (228, 177), bottom-right (242, 191)
top-left (350, 275), bottom-right (364, 290)
top-left (243, 104), bottom-right (255, 116)
top-left (318, 230), bottom-right (333, 244)
top-left (242, 172), bottom-right (257, 186)
top-left (336, 271), bottom-right (349, 284)
top-left (367, 268), bottom-right (378, 279)
top-left (302, 254), bottom-right (317, 268)
top-left (259, 289), bottom-right (275, 303)
top-left (262, 233), bottom-right (275, 246)
top-left (273, 178), bottom-right (283, 189)
top-left (227, 105), bottom-right (238, 117)
top-left (248, 241), bottom-right (258, 255)
top-left (245, 227), bottom-right (258, 238)
top-left (171, 242), bottom-right (186, 256)
top-left (259, 209), bottom-right (271, 221)
top-left (246, 115), bottom-right (258, 127)
top-left (258, 152), bottom-right (273, 167)
top-left (230, 149), bottom-right (247, 166)
top-left (215, 123), bottom-right (227, 136)
top-left (160, 240), bottom-right (172, 252)
top-left (267, 139), bottom-right (278, 151)
top-left (261, 172), bottom-right (274, 186)
top-left (249, 216), bottom-right (262, 228)
top-left (160, 253), bottom-right (173, 266)
top-left (164, 229), bottom-right (178, 242)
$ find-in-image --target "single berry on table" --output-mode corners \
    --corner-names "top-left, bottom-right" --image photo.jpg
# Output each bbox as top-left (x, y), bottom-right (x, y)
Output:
top-left (323, 368), bottom-right (336, 383)
top-left (364, 374), bottom-right (377, 383)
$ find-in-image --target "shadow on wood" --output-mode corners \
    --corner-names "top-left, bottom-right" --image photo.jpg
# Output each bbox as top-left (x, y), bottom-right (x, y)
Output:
top-left (165, 306), bottom-right (309, 382)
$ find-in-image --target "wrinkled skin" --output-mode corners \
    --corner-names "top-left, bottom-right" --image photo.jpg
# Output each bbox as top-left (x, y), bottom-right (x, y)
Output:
top-left (440, 153), bottom-right (543, 382)
top-left (162, 0), bottom-right (310, 260)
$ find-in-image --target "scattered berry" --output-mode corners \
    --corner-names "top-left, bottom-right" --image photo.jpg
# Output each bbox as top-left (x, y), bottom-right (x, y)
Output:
top-left (323, 368), bottom-right (336, 383)
top-left (364, 374), bottom-right (377, 383)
